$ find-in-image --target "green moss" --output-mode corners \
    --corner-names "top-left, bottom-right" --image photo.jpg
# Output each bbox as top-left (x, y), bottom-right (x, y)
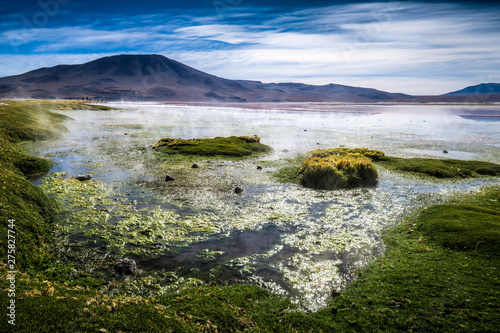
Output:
top-left (417, 204), bottom-right (500, 253)
top-left (153, 136), bottom-right (273, 158)
top-left (307, 147), bottom-right (385, 161)
top-left (378, 156), bottom-right (500, 178)
top-left (300, 154), bottom-right (379, 190)
top-left (0, 100), bottom-right (110, 270)
top-left (273, 148), bottom-right (382, 189)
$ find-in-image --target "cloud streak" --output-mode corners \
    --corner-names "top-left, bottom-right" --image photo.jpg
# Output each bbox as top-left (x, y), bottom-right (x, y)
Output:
top-left (0, 1), bottom-right (499, 94)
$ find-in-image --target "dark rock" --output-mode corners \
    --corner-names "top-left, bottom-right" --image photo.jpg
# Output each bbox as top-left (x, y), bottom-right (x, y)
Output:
top-left (75, 174), bottom-right (91, 181)
top-left (234, 186), bottom-right (244, 194)
top-left (191, 163), bottom-right (199, 169)
top-left (115, 258), bottom-right (137, 275)
top-left (257, 165), bottom-right (263, 170)
top-left (124, 133), bottom-right (128, 135)
top-left (331, 290), bottom-right (341, 298)
top-left (165, 174), bottom-right (176, 181)
top-left (443, 150), bottom-right (448, 154)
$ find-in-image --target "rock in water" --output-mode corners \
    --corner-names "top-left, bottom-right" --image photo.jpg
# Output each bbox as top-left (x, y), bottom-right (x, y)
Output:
top-left (165, 174), bottom-right (176, 181)
top-left (191, 163), bottom-right (199, 169)
top-left (75, 174), bottom-right (91, 181)
top-left (115, 258), bottom-right (137, 275)
top-left (443, 150), bottom-right (448, 154)
top-left (257, 165), bottom-right (263, 170)
top-left (234, 186), bottom-right (244, 194)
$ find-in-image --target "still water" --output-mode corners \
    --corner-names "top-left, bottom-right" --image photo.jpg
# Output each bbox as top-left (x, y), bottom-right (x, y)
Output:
top-left (33, 103), bottom-right (500, 310)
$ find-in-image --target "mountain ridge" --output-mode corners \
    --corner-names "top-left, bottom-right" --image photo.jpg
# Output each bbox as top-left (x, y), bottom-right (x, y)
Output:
top-left (0, 54), bottom-right (499, 103)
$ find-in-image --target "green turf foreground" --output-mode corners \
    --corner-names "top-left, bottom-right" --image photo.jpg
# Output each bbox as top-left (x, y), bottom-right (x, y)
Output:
top-left (2, 186), bottom-right (498, 332)
top-left (153, 136), bottom-right (273, 158)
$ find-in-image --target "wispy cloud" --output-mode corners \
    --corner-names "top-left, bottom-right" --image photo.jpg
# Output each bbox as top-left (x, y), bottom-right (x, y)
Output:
top-left (0, 1), bottom-right (499, 94)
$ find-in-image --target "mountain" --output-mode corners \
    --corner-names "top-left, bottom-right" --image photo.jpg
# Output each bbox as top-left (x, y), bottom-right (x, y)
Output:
top-left (444, 83), bottom-right (500, 95)
top-left (0, 54), bottom-right (410, 102)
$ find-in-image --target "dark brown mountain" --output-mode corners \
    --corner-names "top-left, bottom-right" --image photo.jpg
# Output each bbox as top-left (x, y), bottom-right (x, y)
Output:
top-left (1, 54), bottom-right (499, 103)
top-left (0, 54), bottom-right (411, 102)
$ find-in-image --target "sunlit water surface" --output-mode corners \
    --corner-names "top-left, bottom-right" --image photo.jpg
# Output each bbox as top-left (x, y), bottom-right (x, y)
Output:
top-left (33, 103), bottom-right (499, 310)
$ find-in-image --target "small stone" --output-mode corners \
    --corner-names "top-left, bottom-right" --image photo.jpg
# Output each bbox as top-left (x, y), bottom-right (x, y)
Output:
top-left (165, 174), bottom-right (175, 181)
top-left (191, 163), bottom-right (199, 169)
top-left (115, 258), bottom-right (137, 275)
top-left (282, 149), bottom-right (289, 153)
top-left (75, 174), bottom-right (91, 181)
top-left (443, 150), bottom-right (448, 154)
top-left (234, 186), bottom-right (243, 194)
top-left (98, 329), bottom-right (108, 333)
top-left (257, 165), bottom-right (263, 170)
top-left (124, 133), bottom-right (128, 135)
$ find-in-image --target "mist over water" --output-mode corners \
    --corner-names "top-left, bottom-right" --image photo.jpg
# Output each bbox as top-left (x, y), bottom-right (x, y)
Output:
top-left (33, 103), bottom-right (500, 310)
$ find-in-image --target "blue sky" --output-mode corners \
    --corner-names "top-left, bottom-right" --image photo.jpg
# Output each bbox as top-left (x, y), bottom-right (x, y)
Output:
top-left (1, 0), bottom-right (499, 94)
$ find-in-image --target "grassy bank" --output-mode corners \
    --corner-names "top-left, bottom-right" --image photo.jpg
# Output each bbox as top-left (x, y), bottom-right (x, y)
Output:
top-left (0, 100), bottom-right (114, 268)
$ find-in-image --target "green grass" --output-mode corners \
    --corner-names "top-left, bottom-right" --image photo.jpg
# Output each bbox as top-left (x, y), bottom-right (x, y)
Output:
top-left (153, 136), bottom-right (273, 158)
top-left (0, 100), bottom-right (112, 270)
top-left (273, 148), bottom-right (382, 190)
top-left (378, 156), bottom-right (500, 178)
top-left (274, 148), bottom-right (500, 187)
top-left (300, 154), bottom-right (379, 190)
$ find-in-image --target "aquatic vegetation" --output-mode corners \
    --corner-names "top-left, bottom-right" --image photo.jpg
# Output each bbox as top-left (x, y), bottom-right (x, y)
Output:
top-left (273, 148), bottom-right (382, 189)
top-left (300, 153), bottom-right (379, 190)
top-left (378, 156), bottom-right (500, 178)
top-left (153, 136), bottom-right (273, 157)
top-left (307, 147), bottom-right (385, 161)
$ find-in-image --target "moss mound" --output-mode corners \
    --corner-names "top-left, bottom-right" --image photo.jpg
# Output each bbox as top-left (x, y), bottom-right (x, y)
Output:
top-left (417, 203), bottom-right (500, 254)
top-left (300, 153), bottom-right (379, 190)
top-left (153, 136), bottom-right (273, 157)
top-left (307, 147), bottom-right (385, 161)
top-left (378, 156), bottom-right (500, 178)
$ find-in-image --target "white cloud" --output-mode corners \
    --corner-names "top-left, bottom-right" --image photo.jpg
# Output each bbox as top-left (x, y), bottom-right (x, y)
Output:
top-left (1, 2), bottom-right (500, 95)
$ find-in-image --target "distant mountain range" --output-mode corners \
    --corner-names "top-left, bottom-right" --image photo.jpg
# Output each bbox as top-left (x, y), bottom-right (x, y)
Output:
top-left (0, 54), bottom-right (499, 103)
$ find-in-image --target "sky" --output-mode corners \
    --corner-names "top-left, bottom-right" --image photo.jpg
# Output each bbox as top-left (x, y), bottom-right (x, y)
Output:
top-left (1, 0), bottom-right (499, 95)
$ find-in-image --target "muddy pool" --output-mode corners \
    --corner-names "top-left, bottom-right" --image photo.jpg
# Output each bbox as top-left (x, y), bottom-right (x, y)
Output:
top-left (30, 103), bottom-right (500, 310)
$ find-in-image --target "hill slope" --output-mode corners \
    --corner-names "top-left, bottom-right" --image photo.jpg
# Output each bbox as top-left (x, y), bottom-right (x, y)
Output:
top-left (445, 83), bottom-right (500, 95)
top-left (0, 54), bottom-right (410, 102)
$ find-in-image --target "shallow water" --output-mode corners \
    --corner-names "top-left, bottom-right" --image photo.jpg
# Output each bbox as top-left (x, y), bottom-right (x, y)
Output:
top-left (32, 103), bottom-right (500, 310)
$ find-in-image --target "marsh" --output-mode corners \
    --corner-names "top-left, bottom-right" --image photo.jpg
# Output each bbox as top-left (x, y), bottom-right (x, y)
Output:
top-left (30, 102), bottom-right (500, 310)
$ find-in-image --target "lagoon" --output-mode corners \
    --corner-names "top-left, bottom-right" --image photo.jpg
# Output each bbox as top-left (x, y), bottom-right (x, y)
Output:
top-left (32, 103), bottom-right (500, 310)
